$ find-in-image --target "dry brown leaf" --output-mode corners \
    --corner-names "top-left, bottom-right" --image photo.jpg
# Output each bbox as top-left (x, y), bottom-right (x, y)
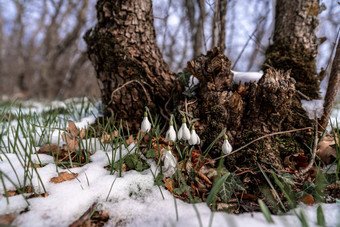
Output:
top-left (216, 203), bottom-right (238, 212)
top-left (7, 190), bottom-right (18, 197)
top-left (284, 154), bottom-right (309, 170)
top-left (126, 135), bottom-right (137, 145)
top-left (38, 144), bottom-right (60, 154)
top-left (238, 193), bottom-right (258, 201)
top-left (300, 194), bottom-right (314, 206)
top-left (62, 120), bottom-right (81, 152)
top-left (163, 178), bottom-right (173, 193)
top-left (79, 128), bottom-right (86, 140)
top-left (317, 136), bottom-right (337, 164)
top-left (197, 172), bottom-right (212, 185)
top-left (28, 163), bottom-right (41, 168)
top-left (70, 203), bottom-right (109, 227)
top-left (50, 171), bottom-right (78, 184)
top-left (0, 213), bottom-right (17, 225)
top-left (101, 131), bottom-right (118, 143)
top-left (68, 120), bottom-right (79, 138)
top-left (62, 133), bottom-right (79, 152)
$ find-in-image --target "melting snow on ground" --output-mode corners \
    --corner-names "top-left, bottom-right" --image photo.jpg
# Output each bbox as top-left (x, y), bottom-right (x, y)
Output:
top-left (0, 100), bottom-right (340, 227)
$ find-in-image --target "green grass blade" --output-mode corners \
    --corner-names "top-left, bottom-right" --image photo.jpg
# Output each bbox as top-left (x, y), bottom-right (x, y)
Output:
top-left (257, 163), bottom-right (286, 212)
top-left (316, 205), bottom-right (326, 227)
top-left (206, 172), bottom-right (230, 206)
top-left (258, 199), bottom-right (274, 224)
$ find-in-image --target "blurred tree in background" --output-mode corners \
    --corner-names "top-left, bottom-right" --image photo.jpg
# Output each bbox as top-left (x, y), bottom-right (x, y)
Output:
top-left (0, 0), bottom-right (339, 100)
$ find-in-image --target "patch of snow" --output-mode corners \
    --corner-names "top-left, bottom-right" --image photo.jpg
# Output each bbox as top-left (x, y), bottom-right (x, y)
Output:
top-left (301, 99), bottom-right (324, 120)
top-left (1, 100), bottom-right (340, 227)
top-left (74, 115), bottom-right (96, 129)
top-left (232, 70), bottom-right (263, 85)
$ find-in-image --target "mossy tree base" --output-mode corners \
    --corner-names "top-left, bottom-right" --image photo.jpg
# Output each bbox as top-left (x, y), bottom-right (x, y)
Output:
top-left (186, 48), bottom-right (312, 171)
top-left (264, 42), bottom-right (320, 99)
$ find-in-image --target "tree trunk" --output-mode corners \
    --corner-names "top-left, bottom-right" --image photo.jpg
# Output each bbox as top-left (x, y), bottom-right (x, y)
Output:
top-left (184, 0), bottom-right (205, 58)
top-left (211, 0), bottom-right (227, 53)
top-left (320, 36), bottom-right (340, 129)
top-left (264, 0), bottom-right (320, 99)
top-left (187, 47), bottom-right (311, 168)
top-left (86, 1), bottom-right (313, 170)
top-left (218, 0), bottom-right (227, 53)
top-left (85, 0), bottom-right (182, 129)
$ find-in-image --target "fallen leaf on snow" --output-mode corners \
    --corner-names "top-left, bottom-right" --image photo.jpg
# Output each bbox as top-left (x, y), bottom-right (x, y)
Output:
top-left (62, 120), bottom-right (86, 152)
top-left (7, 190), bottom-right (19, 197)
top-left (0, 213), bottom-right (17, 225)
top-left (50, 171), bottom-right (78, 184)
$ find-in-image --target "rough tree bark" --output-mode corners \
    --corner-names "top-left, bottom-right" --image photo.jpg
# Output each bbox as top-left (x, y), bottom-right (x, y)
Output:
top-left (86, 0), bottom-right (314, 170)
top-left (320, 36), bottom-right (340, 129)
top-left (186, 48), bottom-right (311, 169)
top-left (264, 0), bottom-right (320, 99)
top-left (184, 0), bottom-right (205, 58)
top-left (85, 0), bottom-right (182, 129)
top-left (211, 0), bottom-right (227, 53)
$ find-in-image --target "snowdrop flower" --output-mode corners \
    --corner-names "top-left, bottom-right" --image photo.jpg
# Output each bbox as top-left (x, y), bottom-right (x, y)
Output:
top-left (222, 134), bottom-right (232, 155)
top-left (141, 111), bottom-right (151, 132)
top-left (165, 120), bottom-right (176, 142)
top-left (162, 146), bottom-right (177, 178)
top-left (188, 126), bottom-right (200, 145)
top-left (177, 117), bottom-right (191, 140)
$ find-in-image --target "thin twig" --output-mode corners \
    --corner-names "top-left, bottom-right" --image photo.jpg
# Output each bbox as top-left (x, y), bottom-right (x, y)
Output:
top-left (109, 80), bottom-right (152, 105)
top-left (213, 127), bottom-right (312, 161)
top-left (232, 9), bottom-right (269, 69)
top-left (296, 90), bottom-right (312, 101)
top-left (184, 97), bottom-right (190, 124)
top-left (295, 118), bottom-right (318, 177)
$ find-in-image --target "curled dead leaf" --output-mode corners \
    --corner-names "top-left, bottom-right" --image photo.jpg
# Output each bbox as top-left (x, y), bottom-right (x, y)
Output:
top-left (7, 190), bottom-right (18, 197)
top-left (38, 144), bottom-right (60, 154)
top-left (79, 128), bottom-right (86, 140)
top-left (67, 120), bottom-right (79, 138)
top-left (163, 178), bottom-right (173, 193)
top-left (283, 154), bottom-right (308, 170)
top-left (62, 120), bottom-right (85, 152)
top-left (197, 172), bottom-right (212, 185)
top-left (0, 213), bottom-right (17, 225)
top-left (126, 135), bottom-right (137, 145)
top-left (101, 131), bottom-right (118, 143)
top-left (317, 136), bottom-right (337, 164)
top-left (50, 171), bottom-right (78, 184)
top-left (299, 194), bottom-right (314, 206)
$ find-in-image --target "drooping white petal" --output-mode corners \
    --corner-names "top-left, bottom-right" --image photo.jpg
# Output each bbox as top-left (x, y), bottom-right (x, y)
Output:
top-left (141, 116), bottom-right (151, 132)
top-left (189, 129), bottom-right (200, 145)
top-left (177, 124), bottom-right (183, 140)
top-left (222, 138), bottom-right (232, 155)
top-left (162, 148), bottom-right (177, 178)
top-left (181, 123), bottom-right (191, 140)
top-left (165, 125), bottom-right (176, 142)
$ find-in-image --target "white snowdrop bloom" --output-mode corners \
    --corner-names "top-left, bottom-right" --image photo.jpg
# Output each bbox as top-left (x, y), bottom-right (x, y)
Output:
top-left (162, 146), bottom-right (177, 178)
top-left (188, 126), bottom-right (200, 145)
top-left (222, 135), bottom-right (232, 155)
top-left (165, 120), bottom-right (176, 142)
top-left (178, 117), bottom-right (191, 140)
top-left (141, 111), bottom-right (151, 132)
